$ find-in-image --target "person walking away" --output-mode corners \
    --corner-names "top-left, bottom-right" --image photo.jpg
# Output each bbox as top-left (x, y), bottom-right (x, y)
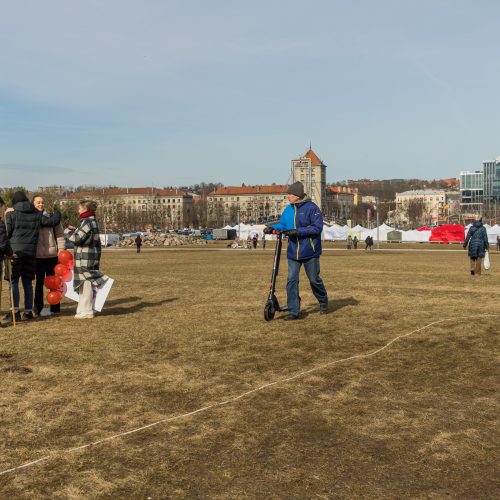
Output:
top-left (264, 181), bottom-right (328, 320)
top-left (353, 235), bottom-right (358, 249)
top-left (0, 197), bottom-right (15, 326)
top-left (32, 194), bottom-right (66, 317)
top-left (4, 191), bottom-right (61, 323)
top-left (464, 218), bottom-right (489, 275)
top-left (347, 235), bottom-right (352, 250)
top-left (252, 234), bottom-right (258, 249)
top-left (262, 234), bottom-right (266, 249)
top-left (135, 234), bottom-right (142, 253)
top-left (496, 234), bottom-right (500, 251)
top-left (65, 199), bottom-right (109, 319)
top-left (365, 235), bottom-right (373, 250)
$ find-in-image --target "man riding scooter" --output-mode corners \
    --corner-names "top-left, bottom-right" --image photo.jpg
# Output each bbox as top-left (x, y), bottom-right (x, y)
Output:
top-left (264, 182), bottom-right (328, 320)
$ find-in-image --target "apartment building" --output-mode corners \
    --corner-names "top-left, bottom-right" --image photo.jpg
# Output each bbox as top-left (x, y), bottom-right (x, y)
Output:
top-left (325, 186), bottom-right (355, 221)
top-left (60, 187), bottom-right (193, 229)
top-left (208, 185), bottom-right (288, 225)
top-left (396, 189), bottom-right (447, 224)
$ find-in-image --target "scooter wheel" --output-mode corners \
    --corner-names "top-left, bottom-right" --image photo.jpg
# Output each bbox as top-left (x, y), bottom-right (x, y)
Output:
top-left (264, 301), bottom-right (275, 321)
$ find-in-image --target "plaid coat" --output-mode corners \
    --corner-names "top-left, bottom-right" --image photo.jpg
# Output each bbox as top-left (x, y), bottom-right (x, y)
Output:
top-left (67, 215), bottom-right (108, 291)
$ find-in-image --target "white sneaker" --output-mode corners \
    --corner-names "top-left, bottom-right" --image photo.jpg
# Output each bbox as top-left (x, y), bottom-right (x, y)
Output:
top-left (74, 313), bottom-right (95, 319)
top-left (40, 308), bottom-right (54, 317)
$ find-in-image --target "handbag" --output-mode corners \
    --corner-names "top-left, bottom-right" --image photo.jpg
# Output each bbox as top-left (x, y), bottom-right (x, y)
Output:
top-left (484, 251), bottom-right (490, 270)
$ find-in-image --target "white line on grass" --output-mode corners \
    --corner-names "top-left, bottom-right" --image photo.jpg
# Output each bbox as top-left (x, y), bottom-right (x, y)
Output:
top-left (1, 314), bottom-right (498, 477)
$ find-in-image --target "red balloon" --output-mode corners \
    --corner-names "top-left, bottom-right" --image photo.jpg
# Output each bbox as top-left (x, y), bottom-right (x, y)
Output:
top-left (65, 260), bottom-right (74, 270)
top-left (44, 275), bottom-right (62, 290)
top-left (47, 290), bottom-right (62, 305)
top-left (58, 250), bottom-right (74, 265)
top-left (54, 264), bottom-right (67, 276)
top-left (61, 269), bottom-right (72, 282)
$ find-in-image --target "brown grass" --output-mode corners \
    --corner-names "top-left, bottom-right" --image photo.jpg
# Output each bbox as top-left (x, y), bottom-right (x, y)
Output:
top-left (0, 246), bottom-right (499, 498)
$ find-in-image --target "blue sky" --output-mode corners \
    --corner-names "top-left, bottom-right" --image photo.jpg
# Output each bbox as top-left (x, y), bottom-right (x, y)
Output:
top-left (1, 0), bottom-right (499, 189)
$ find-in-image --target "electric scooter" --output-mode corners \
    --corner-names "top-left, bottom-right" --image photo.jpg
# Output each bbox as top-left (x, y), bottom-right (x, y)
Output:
top-left (264, 230), bottom-right (286, 321)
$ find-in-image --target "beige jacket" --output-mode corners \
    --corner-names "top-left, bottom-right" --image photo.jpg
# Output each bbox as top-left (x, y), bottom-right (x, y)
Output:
top-left (36, 216), bottom-right (66, 259)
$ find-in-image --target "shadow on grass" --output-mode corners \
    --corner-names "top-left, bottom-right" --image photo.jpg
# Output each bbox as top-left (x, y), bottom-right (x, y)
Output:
top-left (330, 296), bottom-right (360, 312)
top-left (101, 297), bottom-right (179, 316)
top-left (275, 296), bottom-right (360, 320)
top-left (104, 296), bottom-right (141, 306)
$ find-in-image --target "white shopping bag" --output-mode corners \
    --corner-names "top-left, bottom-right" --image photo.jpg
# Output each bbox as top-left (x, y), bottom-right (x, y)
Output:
top-left (63, 272), bottom-right (114, 312)
top-left (484, 251), bottom-right (490, 270)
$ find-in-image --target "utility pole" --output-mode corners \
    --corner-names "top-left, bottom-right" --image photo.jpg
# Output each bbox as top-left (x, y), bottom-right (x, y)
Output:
top-left (376, 197), bottom-right (380, 248)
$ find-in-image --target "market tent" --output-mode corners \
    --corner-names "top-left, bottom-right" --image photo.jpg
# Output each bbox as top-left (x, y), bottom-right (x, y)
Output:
top-left (365, 224), bottom-right (394, 242)
top-left (486, 224), bottom-right (500, 243)
top-left (429, 224), bottom-right (465, 243)
top-left (402, 230), bottom-right (431, 242)
top-left (417, 226), bottom-right (431, 231)
top-left (323, 224), bottom-right (348, 241)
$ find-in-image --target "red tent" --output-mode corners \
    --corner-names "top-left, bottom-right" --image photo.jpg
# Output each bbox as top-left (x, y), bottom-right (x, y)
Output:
top-left (417, 226), bottom-right (431, 231)
top-left (429, 224), bottom-right (465, 243)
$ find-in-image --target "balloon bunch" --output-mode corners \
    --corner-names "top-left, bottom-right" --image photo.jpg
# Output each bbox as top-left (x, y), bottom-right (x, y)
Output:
top-left (44, 250), bottom-right (74, 305)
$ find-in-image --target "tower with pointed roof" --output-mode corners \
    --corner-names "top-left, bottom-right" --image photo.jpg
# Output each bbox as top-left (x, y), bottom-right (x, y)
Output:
top-left (291, 147), bottom-right (327, 211)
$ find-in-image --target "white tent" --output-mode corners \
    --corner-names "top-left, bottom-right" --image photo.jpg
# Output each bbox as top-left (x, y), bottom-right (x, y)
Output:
top-left (401, 230), bottom-right (432, 242)
top-left (237, 224), bottom-right (267, 240)
top-left (359, 224), bottom-right (394, 242)
top-left (486, 224), bottom-right (500, 243)
top-left (323, 224), bottom-right (348, 241)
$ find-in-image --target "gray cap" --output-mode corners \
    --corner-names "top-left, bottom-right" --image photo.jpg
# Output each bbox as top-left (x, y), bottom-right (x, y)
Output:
top-left (287, 181), bottom-right (305, 198)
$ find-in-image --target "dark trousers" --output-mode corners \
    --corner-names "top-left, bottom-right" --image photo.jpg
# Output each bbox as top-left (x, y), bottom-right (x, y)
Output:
top-left (34, 257), bottom-right (60, 314)
top-left (11, 276), bottom-right (34, 312)
top-left (3, 258), bottom-right (34, 312)
top-left (136, 245), bottom-right (141, 253)
top-left (286, 257), bottom-right (328, 316)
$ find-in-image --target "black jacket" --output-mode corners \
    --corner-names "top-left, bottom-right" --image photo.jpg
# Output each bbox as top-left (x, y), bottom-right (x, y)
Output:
top-left (6, 201), bottom-right (61, 258)
top-left (0, 218), bottom-right (13, 260)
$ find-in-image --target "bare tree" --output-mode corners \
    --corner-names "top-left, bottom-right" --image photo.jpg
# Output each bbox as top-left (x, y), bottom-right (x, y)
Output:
top-left (407, 199), bottom-right (426, 227)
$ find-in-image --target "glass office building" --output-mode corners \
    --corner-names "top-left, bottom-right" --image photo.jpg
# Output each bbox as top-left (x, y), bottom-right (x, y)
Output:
top-left (460, 170), bottom-right (483, 217)
top-left (483, 158), bottom-right (500, 213)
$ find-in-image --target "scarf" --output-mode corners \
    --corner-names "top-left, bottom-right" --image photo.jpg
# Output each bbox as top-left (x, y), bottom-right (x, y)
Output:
top-left (80, 210), bottom-right (96, 219)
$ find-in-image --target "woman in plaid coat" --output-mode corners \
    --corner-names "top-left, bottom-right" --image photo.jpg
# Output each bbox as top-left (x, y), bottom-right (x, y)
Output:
top-left (65, 199), bottom-right (108, 319)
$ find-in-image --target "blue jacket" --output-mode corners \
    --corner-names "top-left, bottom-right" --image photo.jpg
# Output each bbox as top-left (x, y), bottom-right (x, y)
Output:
top-left (464, 220), bottom-right (489, 258)
top-left (273, 198), bottom-right (323, 261)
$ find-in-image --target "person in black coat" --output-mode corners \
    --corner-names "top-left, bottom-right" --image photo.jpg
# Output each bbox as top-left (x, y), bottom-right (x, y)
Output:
top-left (4, 191), bottom-right (61, 322)
top-left (0, 197), bottom-right (15, 326)
top-left (463, 218), bottom-right (489, 275)
top-left (0, 197), bottom-right (14, 263)
top-left (135, 235), bottom-right (143, 253)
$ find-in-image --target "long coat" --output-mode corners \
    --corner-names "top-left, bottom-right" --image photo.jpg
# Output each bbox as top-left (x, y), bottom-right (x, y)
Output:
top-left (464, 221), bottom-right (489, 258)
top-left (67, 215), bottom-right (108, 291)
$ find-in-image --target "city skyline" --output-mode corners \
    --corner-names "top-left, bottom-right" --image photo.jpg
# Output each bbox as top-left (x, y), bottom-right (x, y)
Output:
top-left (1, 1), bottom-right (499, 189)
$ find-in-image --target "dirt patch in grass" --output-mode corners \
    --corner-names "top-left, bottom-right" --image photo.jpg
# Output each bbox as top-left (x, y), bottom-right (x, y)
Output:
top-left (0, 248), bottom-right (499, 498)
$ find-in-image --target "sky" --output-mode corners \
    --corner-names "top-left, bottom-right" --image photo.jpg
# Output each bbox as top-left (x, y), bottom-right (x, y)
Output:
top-left (1, 0), bottom-right (499, 189)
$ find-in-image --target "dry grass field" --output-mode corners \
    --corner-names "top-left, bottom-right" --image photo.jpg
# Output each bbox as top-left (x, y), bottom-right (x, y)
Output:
top-left (0, 245), bottom-right (499, 498)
